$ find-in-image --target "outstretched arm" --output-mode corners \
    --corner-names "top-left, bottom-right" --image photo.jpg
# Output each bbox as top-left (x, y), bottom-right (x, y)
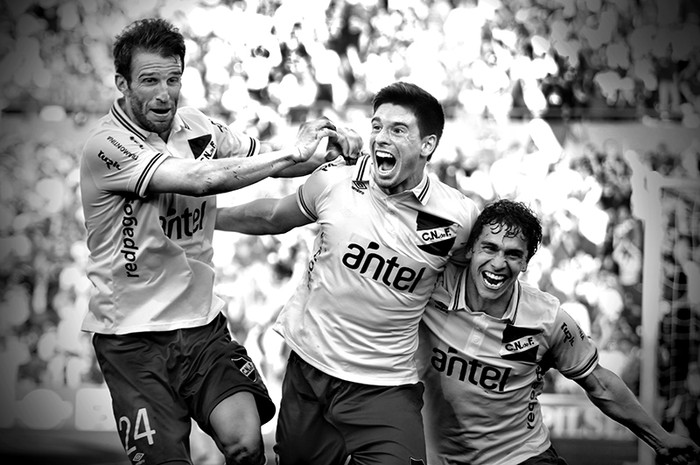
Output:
top-left (576, 365), bottom-right (699, 463)
top-left (148, 118), bottom-right (339, 196)
top-left (216, 193), bottom-right (312, 235)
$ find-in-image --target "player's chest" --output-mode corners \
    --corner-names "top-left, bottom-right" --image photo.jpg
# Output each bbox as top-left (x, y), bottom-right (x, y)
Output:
top-left (147, 131), bottom-right (217, 160)
top-left (437, 312), bottom-right (548, 381)
top-left (320, 189), bottom-right (460, 263)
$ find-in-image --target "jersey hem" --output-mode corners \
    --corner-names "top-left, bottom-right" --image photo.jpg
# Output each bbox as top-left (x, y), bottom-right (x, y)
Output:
top-left (81, 309), bottom-right (223, 335)
top-left (279, 330), bottom-right (420, 386)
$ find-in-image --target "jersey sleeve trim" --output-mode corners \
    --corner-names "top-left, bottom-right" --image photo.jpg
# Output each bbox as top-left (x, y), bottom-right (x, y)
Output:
top-left (565, 349), bottom-right (599, 379)
top-left (247, 136), bottom-right (258, 157)
top-left (296, 184), bottom-right (317, 221)
top-left (135, 151), bottom-right (168, 197)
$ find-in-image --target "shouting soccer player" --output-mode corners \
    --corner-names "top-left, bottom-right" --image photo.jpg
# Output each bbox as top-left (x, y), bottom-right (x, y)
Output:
top-left (417, 199), bottom-right (699, 465)
top-left (216, 82), bottom-right (481, 465)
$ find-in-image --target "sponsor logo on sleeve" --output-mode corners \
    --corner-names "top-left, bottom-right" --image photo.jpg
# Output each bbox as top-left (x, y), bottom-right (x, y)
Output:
top-left (107, 135), bottom-right (138, 160)
top-left (561, 322), bottom-right (576, 347)
top-left (97, 150), bottom-right (121, 170)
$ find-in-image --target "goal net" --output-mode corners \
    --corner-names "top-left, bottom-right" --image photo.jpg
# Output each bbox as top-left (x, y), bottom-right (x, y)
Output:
top-left (625, 149), bottom-right (700, 465)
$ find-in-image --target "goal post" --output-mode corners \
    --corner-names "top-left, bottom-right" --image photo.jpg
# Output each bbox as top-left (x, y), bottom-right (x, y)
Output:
top-left (625, 149), bottom-right (700, 465)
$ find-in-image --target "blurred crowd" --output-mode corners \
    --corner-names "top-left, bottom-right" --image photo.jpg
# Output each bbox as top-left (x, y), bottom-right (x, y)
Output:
top-left (0, 0), bottom-right (698, 443)
top-left (1, 0), bottom-right (700, 125)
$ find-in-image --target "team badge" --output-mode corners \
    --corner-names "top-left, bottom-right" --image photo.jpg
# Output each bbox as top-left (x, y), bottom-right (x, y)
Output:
top-left (415, 211), bottom-right (456, 256)
top-left (231, 356), bottom-right (257, 381)
top-left (188, 134), bottom-right (216, 160)
top-left (499, 325), bottom-right (541, 363)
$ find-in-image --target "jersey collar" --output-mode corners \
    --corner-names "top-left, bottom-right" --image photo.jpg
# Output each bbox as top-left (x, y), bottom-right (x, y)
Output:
top-left (354, 155), bottom-right (433, 205)
top-left (110, 98), bottom-right (186, 141)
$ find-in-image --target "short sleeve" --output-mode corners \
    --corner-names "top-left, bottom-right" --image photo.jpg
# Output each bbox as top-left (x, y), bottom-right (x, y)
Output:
top-left (295, 159), bottom-right (346, 222)
top-left (550, 307), bottom-right (599, 380)
top-left (81, 129), bottom-right (168, 198)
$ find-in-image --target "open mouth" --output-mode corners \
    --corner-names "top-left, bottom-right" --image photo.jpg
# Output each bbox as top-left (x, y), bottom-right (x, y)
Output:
top-left (375, 150), bottom-right (396, 173)
top-left (151, 108), bottom-right (171, 117)
top-left (482, 271), bottom-right (507, 290)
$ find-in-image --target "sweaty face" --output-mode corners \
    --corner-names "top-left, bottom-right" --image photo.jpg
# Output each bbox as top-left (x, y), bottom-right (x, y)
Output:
top-left (466, 224), bottom-right (529, 316)
top-left (369, 103), bottom-right (430, 195)
top-left (118, 51), bottom-right (182, 140)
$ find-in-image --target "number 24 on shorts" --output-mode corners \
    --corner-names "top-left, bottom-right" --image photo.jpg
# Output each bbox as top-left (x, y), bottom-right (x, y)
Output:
top-left (119, 407), bottom-right (156, 455)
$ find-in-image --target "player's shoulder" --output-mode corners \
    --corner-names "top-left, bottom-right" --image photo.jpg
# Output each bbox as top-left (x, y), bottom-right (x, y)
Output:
top-left (426, 173), bottom-right (480, 221)
top-left (427, 173), bottom-right (478, 204)
top-left (310, 153), bottom-right (360, 183)
top-left (513, 280), bottom-right (561, 326)
top-left (176, 106), bottom-right (222, 130)
top-left (82, 118), bottom-right (140, 159)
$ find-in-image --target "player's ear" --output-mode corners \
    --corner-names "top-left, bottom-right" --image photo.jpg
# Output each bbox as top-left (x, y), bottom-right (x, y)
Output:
top-left (421, 135), bottom-right (436, 158)
top-left (520, 257), bottom-right (529, 273)
top-left (115, 74), bottom-right (128, 93)
top-left (466, 248), bottom-right (474, 261)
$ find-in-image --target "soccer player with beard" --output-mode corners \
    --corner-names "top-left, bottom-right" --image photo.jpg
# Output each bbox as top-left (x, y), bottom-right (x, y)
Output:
top-left (80, 18), bottom-right (360, 465)
top-left (216, 81), bottom-right (481, 464)
top-left (417, 199), bottom-right (699, 465)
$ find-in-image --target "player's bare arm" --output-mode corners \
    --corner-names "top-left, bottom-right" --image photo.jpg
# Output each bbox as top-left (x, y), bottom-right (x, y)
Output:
top-left (215, 193), bottom-right (311, 235)
top-left (148, 118), bottom-right (338, 196)
top-left (576, 365), bottom-right (699, 463)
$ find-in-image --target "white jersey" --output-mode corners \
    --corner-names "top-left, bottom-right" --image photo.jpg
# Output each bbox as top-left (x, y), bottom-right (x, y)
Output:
top-left (80, 99), bottom-right (259, 334)
top-left (274, 155), bottom-right (481, 386)
top-left (418, 263), bottom-right (599, 465)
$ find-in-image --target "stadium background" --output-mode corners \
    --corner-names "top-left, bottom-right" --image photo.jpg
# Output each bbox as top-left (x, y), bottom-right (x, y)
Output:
top-left (0, 0), bottom-right (698, 464)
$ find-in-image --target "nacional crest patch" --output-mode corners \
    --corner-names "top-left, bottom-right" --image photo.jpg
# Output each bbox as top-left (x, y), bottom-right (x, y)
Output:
top-left (415, 211), bottom-right (456, 256)
top-left (231, 356), bottom-right (257, 381)
top-left (499, 325), bottom-right (541, 363)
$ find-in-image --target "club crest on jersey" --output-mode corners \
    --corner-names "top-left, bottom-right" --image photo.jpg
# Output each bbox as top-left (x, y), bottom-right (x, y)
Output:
top-left (499, 325), bottom-right (541, 363)
top-left (231, 357), bottom-right (257, 381)
top-left (415, 211), bottom-right (456, 256)
top-left (188, 134), bottom-right (216, 160)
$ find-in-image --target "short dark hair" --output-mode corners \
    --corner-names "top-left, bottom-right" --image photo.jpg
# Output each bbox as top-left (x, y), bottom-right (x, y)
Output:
top-left (372, 82), bottom-right (445, 160)
top-left (113, 18), bottom-right (186, 83)
top-left (466, 199), bottom-right (543, 261)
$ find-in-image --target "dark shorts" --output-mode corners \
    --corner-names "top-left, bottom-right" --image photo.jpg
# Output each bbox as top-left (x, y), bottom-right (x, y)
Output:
top-left (274, 351), bottom-right (426, 465)
top-left (520, 445), bottom-right (569, 465)
top-left (93, 313), bottom-right (275, 464)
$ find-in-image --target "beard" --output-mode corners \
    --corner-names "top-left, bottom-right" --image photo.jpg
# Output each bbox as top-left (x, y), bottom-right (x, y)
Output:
top-left (125, 92), bottom-right (176, 136)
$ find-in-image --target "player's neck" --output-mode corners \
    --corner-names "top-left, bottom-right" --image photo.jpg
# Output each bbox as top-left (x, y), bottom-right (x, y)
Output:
top-left (466, 277), bottom-right (514, 319)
